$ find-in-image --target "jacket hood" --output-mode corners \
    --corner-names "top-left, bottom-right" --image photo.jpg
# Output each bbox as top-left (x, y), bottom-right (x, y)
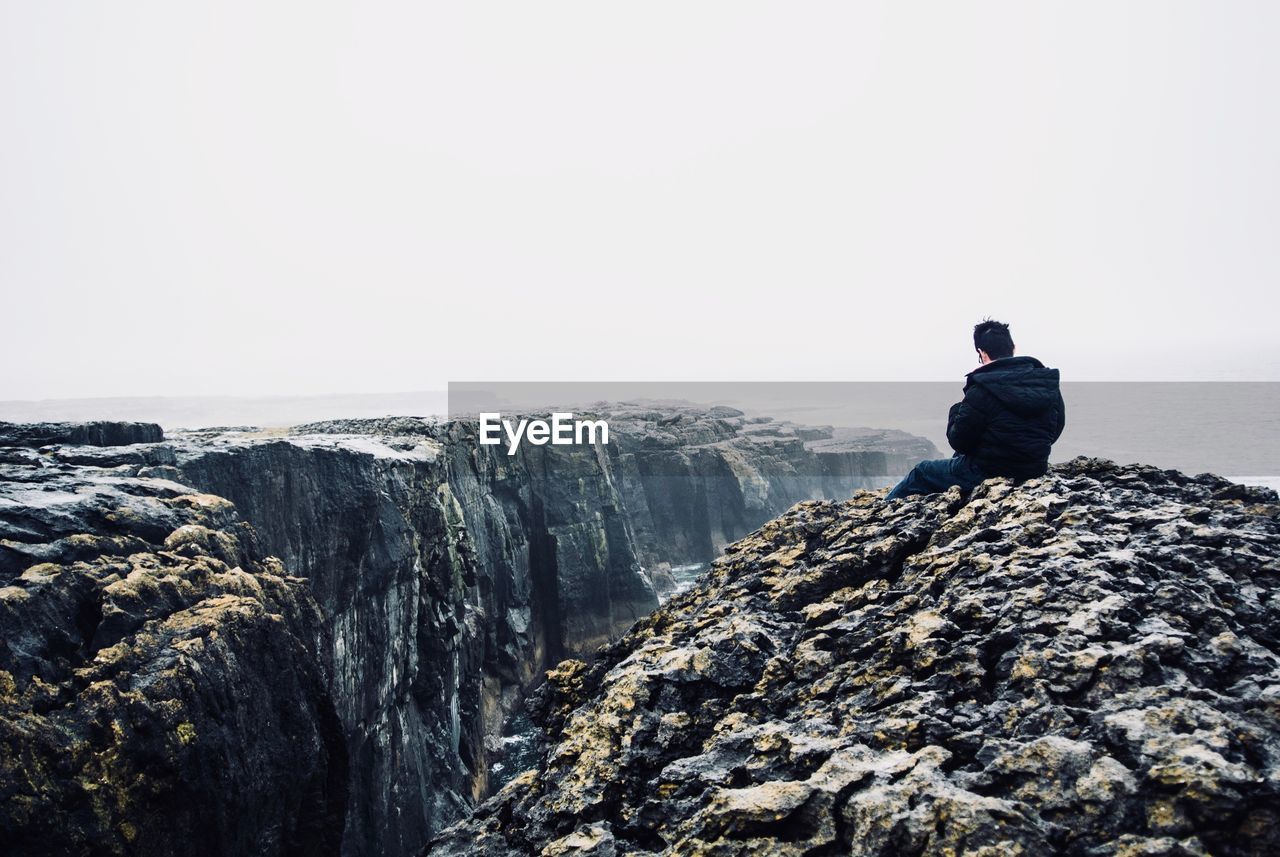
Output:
top-left (968, 356), bottom-right (1061, 417)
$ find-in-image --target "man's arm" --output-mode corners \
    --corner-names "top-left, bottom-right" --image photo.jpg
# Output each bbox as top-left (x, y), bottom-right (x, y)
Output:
top-left (1052, 390), bottom-right (1066, 443)
top-left (946, 388), bottom-right (988, 454)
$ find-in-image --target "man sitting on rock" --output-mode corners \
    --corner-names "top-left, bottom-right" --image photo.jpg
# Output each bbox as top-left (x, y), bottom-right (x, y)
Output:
top-left (887, 319), bottom-right (1065, 500)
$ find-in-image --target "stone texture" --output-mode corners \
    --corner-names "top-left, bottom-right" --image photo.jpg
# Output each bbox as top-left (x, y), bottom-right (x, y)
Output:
top-left (0, 452), bottom-right (345, 857)
top-left (0, 412), bottom-right (933, 857)
top-left (0, 420), bottom-right (163, 448)
top-left (165, 422), bottom-right (662, 856)
top-left (426, 458), bottom-right (1280, 857)
top-left (164, 409), bottom-right (929, 856)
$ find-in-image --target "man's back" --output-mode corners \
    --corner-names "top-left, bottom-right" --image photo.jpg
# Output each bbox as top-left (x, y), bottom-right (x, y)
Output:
top-left (947, 355), bottom-right (1065, 479)
top-left (886, 320), bottom-right (1065, 501)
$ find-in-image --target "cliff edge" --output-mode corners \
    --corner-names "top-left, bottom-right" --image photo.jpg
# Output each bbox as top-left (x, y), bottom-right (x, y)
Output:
top-left (0, 410), bottom-right (936, 857)
top-left (0, 445), bottom-right (346, 856)
top-left (427, 459), bottom-right (1280, 857)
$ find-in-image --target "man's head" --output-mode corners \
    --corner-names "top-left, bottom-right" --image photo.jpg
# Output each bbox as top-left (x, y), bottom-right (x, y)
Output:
top-left (973, 319), bottom-right (1015, 364)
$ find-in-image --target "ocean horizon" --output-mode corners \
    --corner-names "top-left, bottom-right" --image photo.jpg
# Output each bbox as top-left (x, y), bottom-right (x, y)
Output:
top-left (2, 383), bottom-right (1276, 488)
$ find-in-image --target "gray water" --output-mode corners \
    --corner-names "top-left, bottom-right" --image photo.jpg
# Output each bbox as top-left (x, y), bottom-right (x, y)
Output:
top-left (663, 563), bottom-right (710, 601)
top-left (715, 382), bottom-right (1280, 480)
top-left (4, 383), bottom-right (1277, 483)
top-left (487, 711), bottom-right (540, 791)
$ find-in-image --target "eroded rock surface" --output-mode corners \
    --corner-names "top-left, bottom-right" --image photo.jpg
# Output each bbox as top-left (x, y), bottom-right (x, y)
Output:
top-left (169, 422), bottom-right (657, 857)
top-left (0, 443), bottom-right (345, 857)
top-left (162, 406), bottom-right (930, 856)
top-left (0, 411), bottom-right (934, 857)
top-left (427, 459), bottom-right (1280, 857)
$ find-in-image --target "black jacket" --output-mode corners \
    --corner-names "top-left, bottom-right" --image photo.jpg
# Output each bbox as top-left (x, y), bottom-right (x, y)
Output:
top-left (946, 356), bottom-right (1065, 479)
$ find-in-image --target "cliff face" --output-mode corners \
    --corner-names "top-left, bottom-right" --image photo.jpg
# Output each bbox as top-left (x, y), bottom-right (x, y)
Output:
top-left (0, 420), bottom-right (163, 448)
top-left (169, 422), bottom-right (663, 857)
top-left (603, 406), bottom-right (936, 576)
top-left (172, 431), bottom-right (481, 857)
top-left (164, 407), bottom-right (921, 856)
top-left (0, 447), bottom-right (346, 857)
top-left (427, 459), bottom-right (1280, 857)
top-left (0, 410), bottom-right (932, 857)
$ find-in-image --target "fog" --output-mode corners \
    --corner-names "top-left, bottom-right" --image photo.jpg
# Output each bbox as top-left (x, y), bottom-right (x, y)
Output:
top-left (3, 2), bottom-right (1278, 400)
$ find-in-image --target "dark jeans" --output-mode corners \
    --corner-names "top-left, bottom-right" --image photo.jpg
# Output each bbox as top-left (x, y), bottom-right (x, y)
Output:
top-left (886, 454), bottom-right (986, 500)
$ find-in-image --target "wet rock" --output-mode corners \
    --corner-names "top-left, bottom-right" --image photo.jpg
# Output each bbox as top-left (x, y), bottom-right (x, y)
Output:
top-left (166, 423), bottom-right (662, 857)
top-left (162, 409), bottom-right (931, 856)
top-left (426, 458), bottom-right (1280, 857)
top-left (0, 461), bottom-right (345, 857)
top-left (0, 410), bottom-right (936, 857)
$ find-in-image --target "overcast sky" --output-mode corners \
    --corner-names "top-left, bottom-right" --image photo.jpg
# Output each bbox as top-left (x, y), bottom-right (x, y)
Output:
top-left (2, 2), bottom-right (1278, 400)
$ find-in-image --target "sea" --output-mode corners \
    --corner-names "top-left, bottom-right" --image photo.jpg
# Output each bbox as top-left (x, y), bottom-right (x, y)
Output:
top-left (2, 383), bottom-right (1276, 489)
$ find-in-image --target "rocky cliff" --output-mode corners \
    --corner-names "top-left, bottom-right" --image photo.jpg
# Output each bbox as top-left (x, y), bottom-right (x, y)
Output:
top-left (168, 420), bottom-right (662, 857)
top-left (604, 405), bottom-right (936, 580)
top-left (427, 459), bottom-right (1280, 857)
top-left (0, 445), bottom-right (346, 857)
top-left (166, 407), bottom-right (923, 856)
top-left (0, 408), bottom-right (927, 857)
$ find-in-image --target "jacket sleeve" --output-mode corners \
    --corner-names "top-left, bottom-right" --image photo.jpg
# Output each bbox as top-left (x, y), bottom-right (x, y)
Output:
top-left (946, 388), bottom-right (988, 454)
top-left (1052, 390), bottom-right (1066, 442)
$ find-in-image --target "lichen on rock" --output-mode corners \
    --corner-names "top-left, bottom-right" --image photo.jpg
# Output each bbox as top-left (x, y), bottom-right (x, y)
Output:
top-left (0, 444), bottom-right (346, 857)
top-left (426, 458), bottom-right (1280, 857)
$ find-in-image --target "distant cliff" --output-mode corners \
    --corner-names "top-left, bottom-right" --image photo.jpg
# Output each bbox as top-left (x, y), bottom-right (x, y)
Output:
top-left (0, 408), bottom-right (932, 857)
top-left (603, 405), bottom-right (936, 579)
top-left (427, 459), bottom-right (1280, 857)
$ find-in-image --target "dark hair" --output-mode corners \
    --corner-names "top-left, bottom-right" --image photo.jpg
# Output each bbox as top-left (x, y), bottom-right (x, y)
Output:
top-left (973, 319), bottom-right (1014, 359)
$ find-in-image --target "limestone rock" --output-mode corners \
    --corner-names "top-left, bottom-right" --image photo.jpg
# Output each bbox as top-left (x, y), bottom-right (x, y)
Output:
top-left (602, 404), bottom-right (940, 574)
top-left (163, 408), bottom-right (930, 856)
top-left (0, 420), bottom-right (163, 448)
top-left (427, 459), bottom-right (1280, 857)
top-left (0, 410), bottom-right (936, 857)
top-left (0, 460), bottom-right (344, 857)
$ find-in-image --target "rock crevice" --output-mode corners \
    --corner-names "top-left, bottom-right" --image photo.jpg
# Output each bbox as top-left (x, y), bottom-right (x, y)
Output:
top-left (1, 409), bottom-right (925, 857)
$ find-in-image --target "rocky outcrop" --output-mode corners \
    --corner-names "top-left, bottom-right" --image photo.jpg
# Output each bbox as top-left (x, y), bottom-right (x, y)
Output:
top-left (168, 424), bottom-right (662, 857)
top-left (173, 430), bottom-right (486, 857)
top-left (0, 410), bottom-right (934, 857)
top-left (164, 406), bottom-right (925, 856)
top-left (427, 459), bottom-right (1280, 857)
top-left (0, 444), bottom-right (346, 857)
top-left (0, 420), bottom-right (163, 448)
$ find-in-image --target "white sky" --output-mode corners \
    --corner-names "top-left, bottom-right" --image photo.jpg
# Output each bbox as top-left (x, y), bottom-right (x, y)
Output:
top-left (2, 1), bottom-right (1278, 400)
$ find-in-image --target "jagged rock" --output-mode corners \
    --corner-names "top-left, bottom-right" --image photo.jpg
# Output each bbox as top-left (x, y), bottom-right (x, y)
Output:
top-left (167, 425), bottom-right (660, 857)
top-left (295, 417), bottom-right (438, 436)
top-left (0, 410), bottom-right (935, 857)
top-left (162, 409), bottom-right (930, 856)
top-left (426, 458), bottom-right (1280, 857)
top-left (0, 463), bottom-right (345, 857)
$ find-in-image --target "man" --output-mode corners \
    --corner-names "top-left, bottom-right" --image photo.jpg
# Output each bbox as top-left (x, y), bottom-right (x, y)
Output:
top-left (887, 319), bottom-right (1065, 500)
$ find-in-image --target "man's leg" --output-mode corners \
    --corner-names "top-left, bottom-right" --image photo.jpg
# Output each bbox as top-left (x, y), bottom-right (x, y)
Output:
top-left (886, 456), bottom-right (985, 500)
